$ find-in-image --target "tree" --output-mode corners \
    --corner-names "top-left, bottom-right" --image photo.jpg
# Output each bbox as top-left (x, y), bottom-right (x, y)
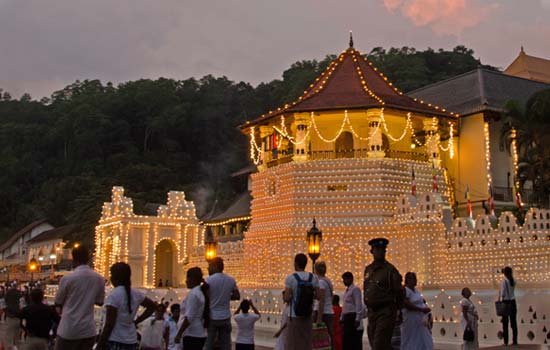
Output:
top-left (502, 89), bottom-right (550, 207)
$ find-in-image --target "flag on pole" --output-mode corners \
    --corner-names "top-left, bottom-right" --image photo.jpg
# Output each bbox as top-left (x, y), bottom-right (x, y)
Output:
top-left (488, 185), bottom-right (495, 216)
top-left (411, 166), bottom-right (417, 196)
top-left (465, 184), bottom-right (473, 218)
top-left (432, 161), bottom-right (438, 193)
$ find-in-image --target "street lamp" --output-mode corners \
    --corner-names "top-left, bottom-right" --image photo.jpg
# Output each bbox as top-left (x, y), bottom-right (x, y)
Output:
top-left (204, 227), bottom-right (217, 263)
top-left (28, 257), bottom-right (38, 285)
top-left (307, 218), bottom-right (322, 272)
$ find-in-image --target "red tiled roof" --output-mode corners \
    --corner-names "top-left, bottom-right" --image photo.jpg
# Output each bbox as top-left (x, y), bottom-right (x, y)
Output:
top-left (243, 46), bottom-right (456, 128)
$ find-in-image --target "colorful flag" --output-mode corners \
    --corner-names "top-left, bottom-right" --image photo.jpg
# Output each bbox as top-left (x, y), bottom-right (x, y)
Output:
top-left (411, 166), bottom-right (417, 196)
top-left (432, 161), bottom-right (438, 193)
top-left (488, 185), bottom-right (495, 216)
top-left (465, 184), bottom-right (473, 219)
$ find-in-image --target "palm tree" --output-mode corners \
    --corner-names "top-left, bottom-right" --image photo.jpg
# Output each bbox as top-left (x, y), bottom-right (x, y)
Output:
top-left (501, 89), bottom-right (550, 207)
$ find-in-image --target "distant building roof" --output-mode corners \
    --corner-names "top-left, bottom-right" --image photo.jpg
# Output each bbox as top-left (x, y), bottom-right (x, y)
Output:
top-left (505, 47), bottom-right (550, 83)
top-left (0, 219), bottom-right (50, 252)
top-left (26, 225), bottom-right (76, 244)
top-left (243, 34), bottom-right (455, 128)
top-left (409, 68), bottom-right (550, 116)
top-left (203, 192), bottom-right (251, 224)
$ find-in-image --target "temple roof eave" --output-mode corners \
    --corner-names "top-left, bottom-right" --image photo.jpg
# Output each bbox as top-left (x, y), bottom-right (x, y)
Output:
top-left (240, 104), bottom-right (455, 131)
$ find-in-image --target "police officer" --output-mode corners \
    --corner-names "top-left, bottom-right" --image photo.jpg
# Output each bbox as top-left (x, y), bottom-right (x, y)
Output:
top-left (363, 238), bottom-right (404, 350)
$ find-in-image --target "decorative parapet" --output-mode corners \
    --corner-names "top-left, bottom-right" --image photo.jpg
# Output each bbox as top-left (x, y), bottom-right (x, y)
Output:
top-left (158, 191), bottom-right (196, 219)
top-left (394, 192), bottom-right (445, 223)
top-left (101, 186), bottom-right (134, 220)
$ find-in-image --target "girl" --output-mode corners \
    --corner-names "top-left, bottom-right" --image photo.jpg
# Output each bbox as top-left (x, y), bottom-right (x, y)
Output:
top-left (174, 267), bottom-right (209, 350)
top-left (97, 262), bottom-right (157, 350)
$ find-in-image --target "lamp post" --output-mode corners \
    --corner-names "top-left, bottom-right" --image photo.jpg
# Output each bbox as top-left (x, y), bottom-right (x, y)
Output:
top-left (307, 219), bottom-right (322, 273)
top-left (28, 257), bottom-right (38, 285)
top-left (204, 227), bottom-right (218, 263)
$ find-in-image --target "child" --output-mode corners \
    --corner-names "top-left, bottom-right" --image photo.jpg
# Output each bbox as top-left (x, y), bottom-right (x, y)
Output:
top-left (332, 295), bottom-right (343, 350)
top-left (234, 299), bottom-right (261, 350)
top-left (140, 303), bottom-right (169, 350)
top-left (274, 296), bottom-right (289, 350)
top-left (165, 304), bottom-right (181, 350)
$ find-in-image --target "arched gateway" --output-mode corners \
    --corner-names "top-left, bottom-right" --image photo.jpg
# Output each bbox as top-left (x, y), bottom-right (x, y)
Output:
top-left (154, 239), bottom-right (177, 287)
top-left (95, 187), bottom-right (200, 287)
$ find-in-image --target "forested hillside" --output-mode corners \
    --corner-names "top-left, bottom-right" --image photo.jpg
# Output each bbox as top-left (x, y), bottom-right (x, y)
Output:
top-left (0, 46), bottom-right (496, 245)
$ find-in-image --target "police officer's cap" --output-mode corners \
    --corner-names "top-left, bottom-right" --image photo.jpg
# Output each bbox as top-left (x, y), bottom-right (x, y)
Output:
top-left (368, 238), bottom-right (389, 248)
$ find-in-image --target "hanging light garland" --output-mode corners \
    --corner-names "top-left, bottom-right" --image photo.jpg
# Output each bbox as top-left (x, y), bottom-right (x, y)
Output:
top-left (249, 126), bottom-right (262, 165)
top-left (250, 109), bottom-right (457, 164)
top-left (380, 109), bottom-right (411, 142)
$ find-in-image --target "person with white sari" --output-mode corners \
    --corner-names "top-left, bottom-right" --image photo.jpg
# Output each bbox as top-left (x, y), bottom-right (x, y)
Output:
top-left (400, 272), bottom-right (433, 350)
top-left (460, 287), bottom-right (479, 350)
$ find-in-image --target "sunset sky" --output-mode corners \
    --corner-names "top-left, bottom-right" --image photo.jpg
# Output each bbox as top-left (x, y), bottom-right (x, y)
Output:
top-left (1, 0), bottom-right (549, 98)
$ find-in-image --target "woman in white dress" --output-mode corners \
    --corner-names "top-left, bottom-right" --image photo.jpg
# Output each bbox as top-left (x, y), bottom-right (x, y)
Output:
top-left (274, 293), bottom-right (289, 350)
top-left (400, 272), bottom-right (433, 350)
top-left (500, 266), bottom-right (518, 346)
top-left (460, 287), bottom-right (479, 350)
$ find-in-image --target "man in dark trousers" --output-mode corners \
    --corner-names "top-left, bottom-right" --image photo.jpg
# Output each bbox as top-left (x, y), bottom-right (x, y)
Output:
top-left (340, 271), bottom-right (364, 350)
top-left (363, 238), bottom-right (404, 350)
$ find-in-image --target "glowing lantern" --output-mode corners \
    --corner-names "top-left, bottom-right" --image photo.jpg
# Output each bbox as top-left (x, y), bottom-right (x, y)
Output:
top-left (307, 219), bottom-right (322, 271)
top-left (28, 256), bottom-right (38, 284)
top-left (204, 227), bottom-right (217, 263)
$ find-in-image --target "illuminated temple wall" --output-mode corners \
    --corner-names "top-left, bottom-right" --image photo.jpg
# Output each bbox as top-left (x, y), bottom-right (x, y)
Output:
top-left (239, 158), bottom-right (451, 288)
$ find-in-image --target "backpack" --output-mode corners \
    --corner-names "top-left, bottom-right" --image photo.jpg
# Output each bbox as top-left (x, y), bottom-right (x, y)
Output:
top-left (292, 273), bottom-right (315, 317)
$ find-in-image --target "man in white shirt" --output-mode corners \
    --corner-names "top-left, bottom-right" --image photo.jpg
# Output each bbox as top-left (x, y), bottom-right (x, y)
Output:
top-left (341, 271), bottom-right (364, 350)
top-left (283, 253), bottom-right (319, 350)
top-left (234, 299), bottom-right (261, 350)
top-left (205, 257), bottom-right (240, 350)
top-left (315, 261), bottom-right (335, 350)
top-left (54, 246), bottom-right (105, 350)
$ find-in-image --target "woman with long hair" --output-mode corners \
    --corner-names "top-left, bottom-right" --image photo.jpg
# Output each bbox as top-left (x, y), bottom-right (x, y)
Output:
top-left (500, 266), bottom-right (518, 346)
top-left (174, 267), bottom-right (209, 350)
top-left (460, 287), bottom-right (479, 350)
top-left (400, 272), bottom-right (433, 350)
top-left (97, 262), bottom-right (157, 350)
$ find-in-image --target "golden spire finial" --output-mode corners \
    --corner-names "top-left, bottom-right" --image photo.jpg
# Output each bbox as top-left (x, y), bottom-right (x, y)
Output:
top-left (349, 30), bottom-right (354, 49)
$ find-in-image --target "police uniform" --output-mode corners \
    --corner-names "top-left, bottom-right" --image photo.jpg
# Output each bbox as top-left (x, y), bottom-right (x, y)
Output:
top-left (363, 238), bottom-right (404, 350)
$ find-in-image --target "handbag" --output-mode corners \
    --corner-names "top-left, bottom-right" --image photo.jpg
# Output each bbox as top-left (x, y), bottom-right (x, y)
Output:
top-left (463, 326), bottom-right (475, 342)
top-left (495, 280), bottom-right (511, 317)
top-left (312, 323), bottom-right (331, 350)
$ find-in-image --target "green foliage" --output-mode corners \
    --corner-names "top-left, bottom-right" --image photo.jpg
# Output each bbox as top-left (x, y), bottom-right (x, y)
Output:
top-left (502, 89), bottom-right (550, 207)
top-left (0, 46), bottom-right (495, 245)
top-left (366, 46), bottom-right (498, 92)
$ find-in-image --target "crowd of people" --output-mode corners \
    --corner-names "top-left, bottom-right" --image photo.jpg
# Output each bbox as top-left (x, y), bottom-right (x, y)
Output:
top-left (0, 238), bottom-right (519, 350)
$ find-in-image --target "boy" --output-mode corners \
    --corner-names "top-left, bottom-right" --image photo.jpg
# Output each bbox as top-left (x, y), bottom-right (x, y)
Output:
top-left (234, 299), bottom-right (261, 350)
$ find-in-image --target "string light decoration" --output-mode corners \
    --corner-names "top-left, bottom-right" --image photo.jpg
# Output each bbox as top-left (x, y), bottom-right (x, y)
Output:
top-left (250, 108), bottom-right (457, 165)
top-left (95, 187), bottom-right (199, 288)
top-left (510, 128), bottom-right (520, 191)
top-left (244, 43), bottom-right (457, 129)
top-left (484, 122), bottom-right (493, 188)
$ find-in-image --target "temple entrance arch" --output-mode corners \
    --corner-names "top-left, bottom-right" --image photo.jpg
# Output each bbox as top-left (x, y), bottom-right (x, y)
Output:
top-left (154, 239), bottom-right (177, 288)
top-left (335, 131), bottom-right (354, 158)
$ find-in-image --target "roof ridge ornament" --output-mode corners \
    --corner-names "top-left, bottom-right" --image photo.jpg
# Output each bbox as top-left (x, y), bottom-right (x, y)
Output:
top-left (349, 30), bottom-right (354, 49)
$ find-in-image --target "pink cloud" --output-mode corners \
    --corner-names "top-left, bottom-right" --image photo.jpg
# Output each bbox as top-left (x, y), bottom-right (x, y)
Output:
top-left (382, 0), bottom-right (499, 36)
